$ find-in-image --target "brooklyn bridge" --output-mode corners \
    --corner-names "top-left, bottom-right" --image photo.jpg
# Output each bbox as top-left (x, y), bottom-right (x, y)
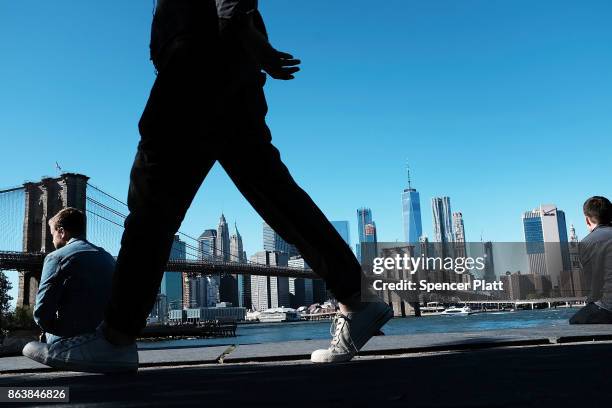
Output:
top-left (0, 173), bottom-right (318, 309)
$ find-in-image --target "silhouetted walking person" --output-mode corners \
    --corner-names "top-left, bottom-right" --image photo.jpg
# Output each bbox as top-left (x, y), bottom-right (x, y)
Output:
top-left (24, 0), bottom-right (392, 372)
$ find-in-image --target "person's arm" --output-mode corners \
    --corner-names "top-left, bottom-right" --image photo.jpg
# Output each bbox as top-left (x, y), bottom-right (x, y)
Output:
top-left (33, 254), bottom-right (64, 333)
top-left (217, 0), bottom-right (301, 80)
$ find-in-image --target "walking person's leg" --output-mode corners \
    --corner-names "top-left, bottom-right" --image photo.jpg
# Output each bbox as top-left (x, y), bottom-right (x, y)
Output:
top-left (219, 81), bottom-right (392, 363)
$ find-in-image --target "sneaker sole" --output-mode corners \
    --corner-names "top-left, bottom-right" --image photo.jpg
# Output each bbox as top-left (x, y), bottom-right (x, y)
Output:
top-left (311, 352), bottom-right (355, 364)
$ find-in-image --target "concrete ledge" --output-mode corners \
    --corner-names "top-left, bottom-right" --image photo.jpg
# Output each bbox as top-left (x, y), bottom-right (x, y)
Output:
top-left (138, 345), bottom-right (231, 367)
top-left (0, 345), bottom-right (233, 374)
top-left (3, 325), bottom-right (612, 373)
top-left (3, 342), bottom-right (612, 407)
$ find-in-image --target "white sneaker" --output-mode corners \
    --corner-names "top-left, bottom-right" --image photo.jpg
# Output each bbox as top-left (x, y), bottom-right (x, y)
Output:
top-left (311, 299), bottom-right (393, 363)
top-left (22, 327), bottom-right (138, 374)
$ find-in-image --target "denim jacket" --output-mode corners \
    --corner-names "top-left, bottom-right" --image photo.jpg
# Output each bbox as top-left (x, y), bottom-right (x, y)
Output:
top-left (33, 238), bottom-right (115, 341)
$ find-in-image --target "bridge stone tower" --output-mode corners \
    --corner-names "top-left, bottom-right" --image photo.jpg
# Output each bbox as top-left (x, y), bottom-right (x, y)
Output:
top-left (16, 173), bottom-right (89, 308)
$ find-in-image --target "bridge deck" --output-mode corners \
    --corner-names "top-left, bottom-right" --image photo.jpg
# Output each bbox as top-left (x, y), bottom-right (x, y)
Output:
top-left (0, 251), bottom-right (319, 278)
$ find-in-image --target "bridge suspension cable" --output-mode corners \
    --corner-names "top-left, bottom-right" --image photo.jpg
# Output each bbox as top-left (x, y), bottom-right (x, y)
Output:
top-left (85, 182), bottom-right (302, 270)
top-left (0, 187), bottom-right (25, 252)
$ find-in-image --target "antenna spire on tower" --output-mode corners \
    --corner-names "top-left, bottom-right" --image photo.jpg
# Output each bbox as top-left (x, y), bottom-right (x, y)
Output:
top-left (406, 161), bottom-right (412, 189)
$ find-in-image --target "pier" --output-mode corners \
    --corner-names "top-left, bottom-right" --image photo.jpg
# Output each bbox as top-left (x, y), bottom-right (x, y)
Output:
top-left (139, 321), bottom-right (237, 340)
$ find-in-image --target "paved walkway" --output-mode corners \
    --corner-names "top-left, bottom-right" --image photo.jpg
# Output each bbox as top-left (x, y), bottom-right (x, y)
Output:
top-left (2, 326), bottom-right (612, 406)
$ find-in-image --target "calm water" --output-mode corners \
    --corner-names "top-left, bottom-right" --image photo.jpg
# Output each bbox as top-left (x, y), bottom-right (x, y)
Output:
top-left (138, 307), bottom-right (578, 350)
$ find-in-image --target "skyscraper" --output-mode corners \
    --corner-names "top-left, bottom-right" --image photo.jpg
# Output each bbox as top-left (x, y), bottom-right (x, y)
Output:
top-left (522, 204), bottom-right (570, 291)
top-left (357, 208), bottom-right (373, 246)
top-left (216, 214), bottom-right (230, 262)
top-left (483, 241), bottom-right (496, 282)
top-left (230, 223), bottom-right (250, 308)
top-left (194, 228), bottom-right (220, 308)
top-left (198, 229), bottom-right (217, 260)
top-left (431, 197), bottom-right (454, 243)
top-left (453, 212), bottom-right (467, 258)
top-left (568, 224), bottom-right (586, 297)
top-left (288, 256), bottom-right (314, 308)
top-left (331, 221), bottom-right (351, 247)
top-left (263, 221), bottom-right (299, 257)
top-left (160, 235), bottom-right (185, 311)
top-left (230, 223), bottom-right (246, 263)
top-left (188, 275), bottom-right (219, 308)
top-left (356, 208), bottom-right (377, 264)
top-left (250, 251), bottom-right (290, 311)
top-left (402, 167), bottom-right (423, 243)
top-left (453, 212), bottom-right (465, 243)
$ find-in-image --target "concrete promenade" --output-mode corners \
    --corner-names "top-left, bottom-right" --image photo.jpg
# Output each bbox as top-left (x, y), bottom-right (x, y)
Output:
top-left (2, 326), bottom-right (612, 407)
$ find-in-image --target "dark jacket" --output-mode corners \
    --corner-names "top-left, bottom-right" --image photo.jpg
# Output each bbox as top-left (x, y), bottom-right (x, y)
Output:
top-left (151, 0), bottom-right (266, 74)
top-left (579, 225), bottom-right (612, 306)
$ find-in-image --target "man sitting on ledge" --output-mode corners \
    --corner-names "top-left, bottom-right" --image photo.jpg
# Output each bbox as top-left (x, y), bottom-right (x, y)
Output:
top-left (31, 208), bottom-right (115, 344)
top-left (570, 196), bottom-right (612, 324)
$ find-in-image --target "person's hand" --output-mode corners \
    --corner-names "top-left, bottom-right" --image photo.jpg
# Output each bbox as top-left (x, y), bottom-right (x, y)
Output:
top-left (240, 23), bottom-right (301, 80)
top-left (259, 48), bottom-right (301, 80)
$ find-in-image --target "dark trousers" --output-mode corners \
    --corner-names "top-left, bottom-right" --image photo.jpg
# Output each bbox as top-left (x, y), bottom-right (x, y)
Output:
top-left (569, 302), bottom-right (612, 324)
top-left (104, 9), bottom-right (363, 337)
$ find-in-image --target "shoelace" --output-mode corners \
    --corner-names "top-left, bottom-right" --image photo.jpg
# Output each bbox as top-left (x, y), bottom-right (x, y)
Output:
top-left (329, 312), bottom-right (359, 353)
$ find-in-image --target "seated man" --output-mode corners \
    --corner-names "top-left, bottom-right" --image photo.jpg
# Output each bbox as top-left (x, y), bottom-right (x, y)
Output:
top-left (32, 208), bottom-right (115, 343)
top-left (570, 196), bottom-right (612, 324)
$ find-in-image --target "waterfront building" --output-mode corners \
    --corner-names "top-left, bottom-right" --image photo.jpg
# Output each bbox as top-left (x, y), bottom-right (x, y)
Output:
top-left (522, 204), bottom-right (570, 292)
top-left (288, 256), bottom-right (314, 308)
top-left (160, 235), bottom-right (185, 310)
top-left (185, 306), bottom-right (247, 322)
top-left (431, 197), bottom-right (454, 243)
top-left (188, 275), bottom-right (220, 308)
top-left (250, 251), bottom-right (290, 311)
top-left (453, 212), bottom-right (467, 258)
top-left (483, 241), bottom-right (496, 282)
top-left (501, 271), bottom-right (532, 300)
top-left (565, 224), bottom-right (586, 297)
top-left (356, 208), bottom-right (378, 266)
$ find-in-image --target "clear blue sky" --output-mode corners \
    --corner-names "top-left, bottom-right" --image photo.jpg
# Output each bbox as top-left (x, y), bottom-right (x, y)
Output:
top-left (1, 1), bottom-right (612, 301)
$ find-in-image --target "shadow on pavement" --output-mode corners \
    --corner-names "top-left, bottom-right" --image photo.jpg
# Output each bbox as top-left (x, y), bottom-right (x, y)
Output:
top-left (2, 343), bottom-right (611, 407)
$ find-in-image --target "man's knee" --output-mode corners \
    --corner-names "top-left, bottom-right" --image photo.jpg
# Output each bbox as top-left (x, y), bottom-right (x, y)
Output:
top-left (569, 303), bottom-right (595, 324)
top-left (569, 303), bottom-right (612, 324)
top-left (569, 312), bottom-right (583, 325)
